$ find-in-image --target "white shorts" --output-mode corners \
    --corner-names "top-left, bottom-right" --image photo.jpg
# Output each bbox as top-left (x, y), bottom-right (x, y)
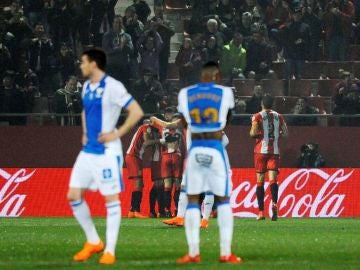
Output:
top-left (184, 140), bottom-right (232, 197)
top-left (69, 151), bottom-right (124, 196)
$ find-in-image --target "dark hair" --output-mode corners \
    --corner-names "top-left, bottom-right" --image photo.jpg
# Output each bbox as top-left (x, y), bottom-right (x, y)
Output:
top-left (202, 61), bottom-right (220, 70)
top-left (82, 48), bottom-right (106, 71)
top-left (262, 94), bottom-right (274, 109)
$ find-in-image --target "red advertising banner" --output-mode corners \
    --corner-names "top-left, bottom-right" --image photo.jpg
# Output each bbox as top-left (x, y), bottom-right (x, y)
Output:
top-left (1, 168), bottom-right (359, 217)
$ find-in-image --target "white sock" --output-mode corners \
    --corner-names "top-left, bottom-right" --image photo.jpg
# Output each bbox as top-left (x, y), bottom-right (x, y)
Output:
top-left (70, 199), bottom-right (100, 244)
top-left (217, 201), bottom-right (233, 257)
top-left (202, 193), bottom-right (214, 220)
top-left (105, 201), bottom-right (121, 255)
top-left (185, 203), bottom-right (201, 257)
top-left (177, 190), bottom-right (188, 218)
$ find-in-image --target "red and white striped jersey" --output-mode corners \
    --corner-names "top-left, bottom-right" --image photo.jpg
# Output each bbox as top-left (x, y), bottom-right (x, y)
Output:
top-left (252, 110), bottom-right (285, 155)
top-left (126, 124), bottom-right (150, 159)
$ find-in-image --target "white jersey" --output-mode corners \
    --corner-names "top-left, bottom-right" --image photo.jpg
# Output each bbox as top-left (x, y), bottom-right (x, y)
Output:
top-left (178, 83), bottom-right (235, 134)
top-left (82, 75), bottom-right (134, 155)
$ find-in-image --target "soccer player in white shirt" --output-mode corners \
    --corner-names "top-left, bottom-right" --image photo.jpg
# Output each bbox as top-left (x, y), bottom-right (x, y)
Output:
top-left (175, 61), bottom-right (243, 264)
top-left (67, 48), bottom-right (144, 265)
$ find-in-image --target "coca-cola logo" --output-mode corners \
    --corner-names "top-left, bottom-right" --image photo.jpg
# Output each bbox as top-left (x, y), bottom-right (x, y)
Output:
top-left (0, 168), bottom-right (36, 217)
top-left (230, 169), bottom-right (354, 218)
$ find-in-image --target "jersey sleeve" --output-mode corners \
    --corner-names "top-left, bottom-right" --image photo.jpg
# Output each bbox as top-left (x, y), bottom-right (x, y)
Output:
top-left (227, 87), bottom-right (235, 109)
top-left (81, 81), bottom-right (89, 99)
top-left (252, 113), bottom-right (261, 124)
top-left (109, 80), bottom-right (134, 109)
top-left (177, 89), bottom-right (187, 116)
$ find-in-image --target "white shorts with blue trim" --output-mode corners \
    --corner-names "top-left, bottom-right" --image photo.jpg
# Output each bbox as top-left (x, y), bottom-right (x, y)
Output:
top-left (69, 151), bottom-right (124, 196)
top-left (184, 140), bottom-right (232, 197)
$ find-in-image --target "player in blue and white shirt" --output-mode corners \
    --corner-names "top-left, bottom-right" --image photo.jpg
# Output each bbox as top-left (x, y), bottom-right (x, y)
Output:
top-left (67, 48), bottom-right (144, 265)
top-left (176, 62), bottom-right (243, 264)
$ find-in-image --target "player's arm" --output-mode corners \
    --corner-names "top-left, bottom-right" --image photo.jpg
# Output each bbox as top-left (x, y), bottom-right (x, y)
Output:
top-left (81, 111), bottom-right (87, 145)
top-left (98, 101), bottom-right (144, 143)
top-left (143, 131), bottom-right (160, 146)
top-left (280, 117), bottom-right (289, 138)
top-left (150, 116), bottom-right (184, 129)
top-left (250, 116), bottom-right (260, 138)
top-left (117, 101), bottom-right (144, 138)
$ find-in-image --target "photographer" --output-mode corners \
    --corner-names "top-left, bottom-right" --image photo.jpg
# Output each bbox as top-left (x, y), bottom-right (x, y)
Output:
top-left (298, 142), bottom-right (325, 168)
top-left (53, 76), bottom-right (81, 126)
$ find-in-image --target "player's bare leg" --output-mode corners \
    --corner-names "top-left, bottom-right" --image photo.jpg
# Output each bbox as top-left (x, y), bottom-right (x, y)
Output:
top-left (98, 193), bottom-right (121, 265)
top-left (201, 192), bottom-right (214, 228)
top-left (149, 181), bottom-right (157, 218)
top-left (67, 188), bottom-right (103, 262)
top-left (154, 179), bottom-right (165, 217)
top-left (163, 178), bottom-right (173, 217)
top-left (173, 178), bottom-right (182, 215)
top-left (269, 170), bottom-right (279, 221)
top-left (216, 196), bottom-right (243, 264)
top-left (164, 179), bottom-right (185, 226)
top-left (256, 173), bottom-right (266, 220)
top-left (177, 195), bottom-right (201, 264)
top-left (128, 178), bottom-right (147, 218)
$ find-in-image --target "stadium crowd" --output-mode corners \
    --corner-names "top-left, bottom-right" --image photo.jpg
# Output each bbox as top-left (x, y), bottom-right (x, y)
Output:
top-left (0, 0), bottom-right (359, 126)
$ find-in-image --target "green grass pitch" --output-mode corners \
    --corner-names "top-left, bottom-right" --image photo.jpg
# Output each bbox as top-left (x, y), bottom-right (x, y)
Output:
top-left (0, 218), bottom-right (359, 270)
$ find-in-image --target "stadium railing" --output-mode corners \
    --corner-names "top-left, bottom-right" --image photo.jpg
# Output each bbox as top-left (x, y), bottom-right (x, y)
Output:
top-left (0, 113), bottom-right (360, 127)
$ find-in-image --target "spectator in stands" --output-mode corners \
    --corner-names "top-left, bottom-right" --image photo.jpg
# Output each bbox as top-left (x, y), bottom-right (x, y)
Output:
top-left (245, 30), bottom-right (273, 79)
top-left (242, 0), bottom-right (263, 19)
top-left (235, 99), bottom-right (247, 114)
top-left (281, 8), bottom-right (310, 81)
top-left (131, 69), bottom-right (164, 113)
top-left (124, 6), bottom-right (145, 80)
top-left (301, 4), bottom-right (322, 61)
top-left (333, 71), bottom-right (353, 97)
top-left (220, 32), bottom-right (247, 80)
top-left (21, 0), bottom-right (44, 27)
top-left (323, 0), bottom-right (355, 61)
top-left (124, 6), bottom-right (145, 47)
top-left (137, 29), bottom-right (163, 78)
top-left (47, 0), bottom-right (75, 50)
top-left (233, 98), bottom-right (250, 125)
top-left (0, 71), bottom-right (27, 125)
top-left (290, 97), bottom-right (319, 126)
top-left (15, 59), bottom-right (38, 103)
top-left (6, 12), bottom-right (32, 54)
top-left (202, 35), bottom-right (222, 63)
top-left (0, 42), bottom-right (12, 76)
top-left (204, 19), bottom-right (226, 48)
top-left (53, 75), bottom-right (82, 126)
top-left (102, 15), bottom-right (133, 87)
top-left (150, 5), bottom-right (175, 82)
top-left (238, 12), bottom-right (253, 43)
top-left (28, 23), bottom-right (56, 96)
top-left (246, 85), bottom-right (264, 114)
top-left (88, 0), bottom-right (118, 47)
top-left (333, 71), bottom-right (360, 113)
top-left (58, 43), bottom-right (77, 83)
top-left (0, 19), bottom-right (16, 58)
top-left (129, 0), bottom-right (151, 25)
top-left (217, 0), bottom-right (235, 25)
top-left (175, 37), bottom-right (202, 86)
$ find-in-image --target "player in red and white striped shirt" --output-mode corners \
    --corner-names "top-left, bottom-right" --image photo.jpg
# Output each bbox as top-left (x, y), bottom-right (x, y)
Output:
top-left (125, 122), bottom-right (153, 218)
top-left (250, 95), bottom-right (288, 221)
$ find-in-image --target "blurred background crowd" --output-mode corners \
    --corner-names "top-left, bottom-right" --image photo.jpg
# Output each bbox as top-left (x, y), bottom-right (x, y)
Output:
top-left (0, 0), bottom-right (359, 126)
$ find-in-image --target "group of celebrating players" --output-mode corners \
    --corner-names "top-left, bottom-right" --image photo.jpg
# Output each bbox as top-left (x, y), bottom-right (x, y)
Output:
top-left (125, 106), bottom-right (221, 229)
top-left (66, 47), bottom-right (288, 265)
